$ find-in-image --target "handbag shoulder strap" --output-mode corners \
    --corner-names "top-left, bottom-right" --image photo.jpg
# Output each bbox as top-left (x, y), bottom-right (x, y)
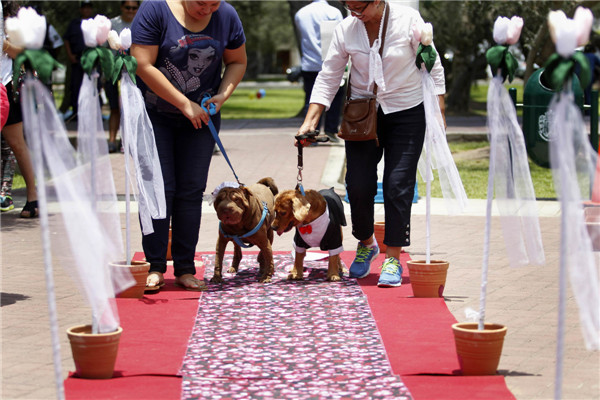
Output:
top-left (346, 3), bottom-right (390, 100)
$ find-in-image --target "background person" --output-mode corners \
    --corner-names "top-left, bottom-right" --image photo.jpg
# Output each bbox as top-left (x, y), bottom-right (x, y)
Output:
top-left (105, 0), bottom-right (139, 153)
top-left (63, 0), bottom-right (94, 120)
top-left (1, 0), bottom-right (38, 218)
top-left (297, 0), bottom-right (446, 287)
top-left (131, 0), bottom-right (247, 291)
top-left (295, 0), bottom-right (344, 142)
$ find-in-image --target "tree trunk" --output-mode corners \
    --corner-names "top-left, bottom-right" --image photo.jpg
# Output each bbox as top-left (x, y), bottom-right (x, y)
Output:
top-left (446, 53), bottom-right (487, 113)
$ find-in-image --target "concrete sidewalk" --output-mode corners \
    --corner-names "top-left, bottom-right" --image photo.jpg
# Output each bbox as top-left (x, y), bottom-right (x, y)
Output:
top-left (1, 116), bottom-right (598, 400)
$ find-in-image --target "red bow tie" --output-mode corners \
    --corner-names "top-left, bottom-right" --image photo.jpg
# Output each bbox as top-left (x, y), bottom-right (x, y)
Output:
top-left (298, 225), bottom-right (312, 234)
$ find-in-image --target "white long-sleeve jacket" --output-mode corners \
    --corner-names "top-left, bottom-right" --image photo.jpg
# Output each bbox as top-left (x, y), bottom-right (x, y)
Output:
top-left (310, 2), bottom-right (445, 114)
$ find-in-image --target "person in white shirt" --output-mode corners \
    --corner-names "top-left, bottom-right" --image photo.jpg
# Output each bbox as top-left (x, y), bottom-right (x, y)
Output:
top-left (297, 0), bottom-right (446, 287)
top-left (294, 0), bottom-right (344, 142)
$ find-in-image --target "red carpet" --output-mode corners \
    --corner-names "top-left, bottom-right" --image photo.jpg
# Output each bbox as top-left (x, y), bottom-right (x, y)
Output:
top-left (64, 253), bottom-right (206, 399)
top-left (65, 251), bottom-right (514, 400)
top-left (340, 251), bottom-right (515, 399)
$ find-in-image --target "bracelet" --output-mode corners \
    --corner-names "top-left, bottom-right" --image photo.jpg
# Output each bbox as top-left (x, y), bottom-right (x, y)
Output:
top-left (2, 41), bottom-right (8, 53)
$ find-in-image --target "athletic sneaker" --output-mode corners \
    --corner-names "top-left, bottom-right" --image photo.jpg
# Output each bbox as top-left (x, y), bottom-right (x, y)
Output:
top-left (377, 257), bottom-right (403, 287)
top-left (349, 243), bottom-right (380, 278)
top-left (0, 195), bottom-right (14, 212)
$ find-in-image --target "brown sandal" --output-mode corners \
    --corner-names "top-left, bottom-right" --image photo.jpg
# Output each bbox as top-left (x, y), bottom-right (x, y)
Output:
top-left (145, 271), bottom-right (165, 292)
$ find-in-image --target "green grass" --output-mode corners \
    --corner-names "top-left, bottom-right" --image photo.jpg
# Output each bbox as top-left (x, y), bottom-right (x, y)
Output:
top-left (469, 82), bottom-right (524, 117)
top-left (417, 140), bottom-right (557, 199)
top-left (220, 88), bottom-right (304, 119)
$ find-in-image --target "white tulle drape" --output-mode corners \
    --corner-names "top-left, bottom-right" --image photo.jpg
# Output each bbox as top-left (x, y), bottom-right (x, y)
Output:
top-left (119, 72), bottom-right (165, 235)
top-left (548, 87), bottom-right (599, 350)
top-left (22, 77), bottom-right (133, 334)
top-left (417, 70), bottom-right (468, 215)
top-left (76, 71), bottom-right (123, 264)
top-left (487, 75), bottom-right (546, 268)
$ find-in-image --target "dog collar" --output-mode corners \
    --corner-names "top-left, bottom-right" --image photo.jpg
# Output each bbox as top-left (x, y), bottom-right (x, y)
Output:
top-left (219, 202), bottom-right (269, 248)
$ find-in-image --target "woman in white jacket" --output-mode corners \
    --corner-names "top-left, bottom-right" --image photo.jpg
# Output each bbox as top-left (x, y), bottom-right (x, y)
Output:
top-left (297, 0), bottom-right (445, 287)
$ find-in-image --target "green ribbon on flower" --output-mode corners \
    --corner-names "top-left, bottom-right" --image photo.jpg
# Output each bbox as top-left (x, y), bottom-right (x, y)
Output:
top-left (13, 49), bottom-right (63, 86)
top-left (486, 45), bottom-right (518, 83)
top-left (543, 51), bottom-right (590, 92)
top-left (81, 47), bottom-right (115, 77)
top-left (112, 52), bottom-right (137, 85)
top-left (415, 43), bottom-right (437, 73)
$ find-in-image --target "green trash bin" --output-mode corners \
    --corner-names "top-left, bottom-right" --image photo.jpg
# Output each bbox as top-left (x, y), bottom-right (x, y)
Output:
top-left (522, 68), bottom-right (584, 168)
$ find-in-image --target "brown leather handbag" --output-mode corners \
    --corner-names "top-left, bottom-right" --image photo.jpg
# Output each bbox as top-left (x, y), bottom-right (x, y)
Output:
top-left (338, 6), bottom-right (389, 146)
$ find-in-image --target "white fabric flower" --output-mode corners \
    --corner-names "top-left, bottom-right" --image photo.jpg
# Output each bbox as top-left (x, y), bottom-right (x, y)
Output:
top-left (107, 30), bottom-right (120, 51)
top-left (574, 7), bottom-right (593, 47)
top-left (412, 21), bottom-right (433, 46)
top-left (421, 23), bottom-right (433, 46)
top-left (120, 29), bottom-right (132, 51)
top-left (94, 15), bottom-right (111, 46)
top-left (81, 15), bottom-right (112, 48)
top-left (411, 22), bottom-right (422, 43)
top-left (5, 7), bottom-right (46, 50)
top-left (548, 9), bottom-right (591, 58)
top-left (493, 17), bottom-right (510, 45)
top-left (493, 16), bottom-right (523, 45)
top-left (506, 16), bottom-right (523, 45)
top-left (81, 18), bottom-right (98, 48)
top-left (548, 10), bottom-right (567, 45)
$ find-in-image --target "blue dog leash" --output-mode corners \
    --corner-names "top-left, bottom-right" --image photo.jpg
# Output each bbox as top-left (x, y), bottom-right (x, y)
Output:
top-left (201, 94), bottom-right (242, 186)
top-left (218, 202), bottom-right (269, 248)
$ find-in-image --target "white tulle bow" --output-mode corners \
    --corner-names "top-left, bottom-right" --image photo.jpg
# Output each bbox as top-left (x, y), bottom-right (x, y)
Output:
top-left (548, 88), bottom-right (599, 350)
top-left (367, 2), bottom-right (387, 91)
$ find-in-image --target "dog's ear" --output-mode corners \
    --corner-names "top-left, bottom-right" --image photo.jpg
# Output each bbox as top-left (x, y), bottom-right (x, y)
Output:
top-left (292, 194), bottom-right (311, 222)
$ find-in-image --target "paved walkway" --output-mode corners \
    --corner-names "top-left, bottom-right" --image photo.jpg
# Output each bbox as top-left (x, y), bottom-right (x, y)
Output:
top-left (1, 116), bottom-right (598, 399)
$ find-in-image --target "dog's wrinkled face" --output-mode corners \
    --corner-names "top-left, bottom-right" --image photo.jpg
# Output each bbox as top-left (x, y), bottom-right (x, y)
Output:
top-left (272, 190), bottom-right (310, 236)
top-left (214, 187), bottom-right (251, 225)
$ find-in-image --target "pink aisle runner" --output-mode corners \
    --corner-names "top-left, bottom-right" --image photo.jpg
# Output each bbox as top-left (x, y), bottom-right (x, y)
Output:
top-left (179, 253), bottom-right (411, 399)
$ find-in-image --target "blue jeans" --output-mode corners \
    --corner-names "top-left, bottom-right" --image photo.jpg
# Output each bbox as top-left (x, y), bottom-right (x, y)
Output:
top-left (345, 103), bottom-right (425, 248)
top-left (142, 111), bottom-right (218, 277)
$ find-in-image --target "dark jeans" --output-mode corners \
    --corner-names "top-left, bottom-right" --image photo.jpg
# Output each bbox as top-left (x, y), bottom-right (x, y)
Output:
top-left (345, 103), bottom-right (426, 248)
top-left (302, 70), bottom-right (344, 134)
top-left (142, 111), bottom-right (218, 277)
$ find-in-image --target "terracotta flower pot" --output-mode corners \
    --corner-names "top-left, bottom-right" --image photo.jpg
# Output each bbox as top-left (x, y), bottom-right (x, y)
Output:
top-left (374, 221), bottom-right (386, 252)
top-left (67, 324), bottom-right (122, 379)
top-left (452, 322), bottom-right (507, 375)
top-left (407, 260), bottom-right (449, 297)
top-left (112, 260), bottom-right (150, 298)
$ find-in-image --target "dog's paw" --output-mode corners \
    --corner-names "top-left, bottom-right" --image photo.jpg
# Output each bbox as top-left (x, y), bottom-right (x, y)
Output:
top-left (210, 275), bottom-right (223, 283)
top-left (328, 274), bottom-right (341, 282)
top-left (226, 266), bottom-right (237, 274)
top-left (259, 275), bottom-right (272, 283)
top-left (287, 272), bottom-right (303, 280)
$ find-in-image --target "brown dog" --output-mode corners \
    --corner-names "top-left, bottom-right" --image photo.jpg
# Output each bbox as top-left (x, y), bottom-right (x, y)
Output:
top-left (271, 187), bottom-right (346, 281)
top-left (212, 177), bottom-right (278, 283)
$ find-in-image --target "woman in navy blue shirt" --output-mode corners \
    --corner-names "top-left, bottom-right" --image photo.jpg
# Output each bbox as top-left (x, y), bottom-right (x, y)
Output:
top-left (131, 0), bottom-right (246, 291)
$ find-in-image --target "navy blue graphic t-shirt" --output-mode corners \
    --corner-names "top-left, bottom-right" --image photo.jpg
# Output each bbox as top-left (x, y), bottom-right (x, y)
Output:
top-left (131, 1), bottom-right (245, 114)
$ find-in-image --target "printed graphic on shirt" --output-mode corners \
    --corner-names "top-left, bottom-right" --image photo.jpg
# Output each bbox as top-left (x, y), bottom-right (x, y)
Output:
top-left (159, 34), bottom-right (219, 98)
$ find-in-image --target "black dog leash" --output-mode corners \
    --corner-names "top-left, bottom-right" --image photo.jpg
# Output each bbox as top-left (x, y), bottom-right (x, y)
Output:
top-left (295, 130), bottom-right (329, 195)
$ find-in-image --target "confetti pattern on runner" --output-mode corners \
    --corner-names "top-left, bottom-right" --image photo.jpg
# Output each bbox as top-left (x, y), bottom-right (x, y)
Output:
top-left (180, 253), bottom-right (412, 400)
